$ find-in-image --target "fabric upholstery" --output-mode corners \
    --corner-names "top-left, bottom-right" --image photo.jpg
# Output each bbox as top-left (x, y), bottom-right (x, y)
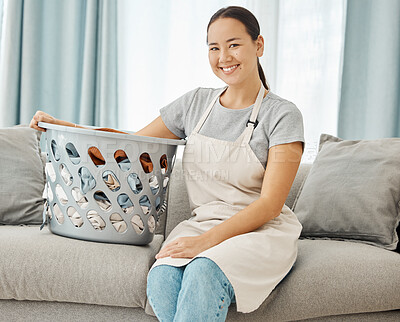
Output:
top-left (0, 126), bottom-right (46, 225)
top-left (145, 238), bottom-right (400, 320)
top-left (286, 162), bottom-right (312, 210)
top-left (0, 225), bottom-right (162, 308)
top-left (294, 133), bottom-right (400, 250)
top-left (1, 299), bottom-right (398, 322)
top-left (225, 239), bottom-right (400, 321)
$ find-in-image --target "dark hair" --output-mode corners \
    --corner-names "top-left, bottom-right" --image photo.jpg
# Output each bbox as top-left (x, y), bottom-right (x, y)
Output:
top-left (207, 6), bottom-right (269, 90)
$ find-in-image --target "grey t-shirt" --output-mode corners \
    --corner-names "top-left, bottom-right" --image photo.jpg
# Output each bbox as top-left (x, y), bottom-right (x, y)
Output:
top-left (160, 87), bottom-right (305, 168)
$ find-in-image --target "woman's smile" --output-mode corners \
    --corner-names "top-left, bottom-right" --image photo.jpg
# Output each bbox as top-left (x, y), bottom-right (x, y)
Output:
top-left (220, 64), bottom-right (240, 74)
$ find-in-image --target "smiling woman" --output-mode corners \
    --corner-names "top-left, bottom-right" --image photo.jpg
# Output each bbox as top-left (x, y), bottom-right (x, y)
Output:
top-left (28, 3), bottom-right (309, 321)
top-left (143, 5), bottom-right (305, 321)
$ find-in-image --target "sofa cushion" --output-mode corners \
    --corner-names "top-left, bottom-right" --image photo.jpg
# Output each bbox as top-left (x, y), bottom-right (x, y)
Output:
top-left (286, 162), bottom-right (311, 210)
top-left (0, 225), bottom-right (162, 308)
top-left (293, 133), bottom-right (400, 250)
top-left (0, 126), bottom-right (46, 224)
top-left (225, 239), bottom-right (400, 321)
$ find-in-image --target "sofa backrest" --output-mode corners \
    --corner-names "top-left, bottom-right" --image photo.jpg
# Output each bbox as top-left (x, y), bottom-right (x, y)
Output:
top-left (161, 159), bottom-right (312, 238)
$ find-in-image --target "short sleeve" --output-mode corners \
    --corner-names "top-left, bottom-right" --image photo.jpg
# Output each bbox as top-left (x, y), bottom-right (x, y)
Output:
top-left (268, 102), bottom-right (305, 151)
top-left (159, 88), bottom-right (200, 139)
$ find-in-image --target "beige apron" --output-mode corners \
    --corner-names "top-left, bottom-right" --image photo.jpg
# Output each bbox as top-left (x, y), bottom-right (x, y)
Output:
top-left (148, 83), bottom-right (302, 313)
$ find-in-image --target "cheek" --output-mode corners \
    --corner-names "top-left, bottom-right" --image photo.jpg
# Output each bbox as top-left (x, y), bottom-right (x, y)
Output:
top-left (209, 55), bottom-right (218, 68)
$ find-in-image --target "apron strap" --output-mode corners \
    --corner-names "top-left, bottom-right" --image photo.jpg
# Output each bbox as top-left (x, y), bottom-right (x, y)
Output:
top-left (238, 82), bottom-right (266, 144)
top-left (192, 86), bottom-right (228, 134)
top-left (192, 82), bottom-right (265, 145)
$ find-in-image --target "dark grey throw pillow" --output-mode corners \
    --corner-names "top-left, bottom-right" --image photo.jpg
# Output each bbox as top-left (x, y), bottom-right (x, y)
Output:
top-left (293, 134), bottom-right (400, 250)
top-left (0, 126), bottom-right (46, 224)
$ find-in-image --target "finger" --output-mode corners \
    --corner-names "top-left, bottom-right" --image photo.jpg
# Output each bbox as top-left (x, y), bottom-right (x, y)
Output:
top-left (30, 118), bottom-right (46, 132)
top-left (29, 120), bottom-right (46, 132)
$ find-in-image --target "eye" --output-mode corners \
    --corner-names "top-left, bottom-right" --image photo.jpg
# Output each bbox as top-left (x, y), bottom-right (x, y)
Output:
top-left (209, 47), bottom-right (219, 51)
top-left (230, 44), bottom-right (239, 48)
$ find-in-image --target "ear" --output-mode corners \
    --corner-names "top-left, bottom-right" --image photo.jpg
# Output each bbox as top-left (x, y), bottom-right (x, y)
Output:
top-left (256, 35), bottom-right (264, 57)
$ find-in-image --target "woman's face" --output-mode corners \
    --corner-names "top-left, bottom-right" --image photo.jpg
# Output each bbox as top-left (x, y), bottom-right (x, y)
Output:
top-left (207, 18), bottom-right (263, 87)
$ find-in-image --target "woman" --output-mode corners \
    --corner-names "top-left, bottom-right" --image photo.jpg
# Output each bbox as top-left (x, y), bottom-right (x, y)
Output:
top-left (30, 6), bottom-right (304, 321)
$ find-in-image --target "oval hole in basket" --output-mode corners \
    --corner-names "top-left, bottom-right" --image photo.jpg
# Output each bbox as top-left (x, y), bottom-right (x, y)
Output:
top-left (60, 163), bottom-right (73, 186)
top-left (55, 184), bottom-right (68, 205)
top-left (102, 170), bottom-right (121, 192)
top-left (117, 193), bottom-right (134, 214)
top-left (110, 213), bottom-right (127, 233)
top-left (114, 149), bottom-right (131, 171)
top-left (67, 206), bottom-right (83, 227)
top-left (78, 167), bottom-right (96, 194)
top-left (127, 173), bottom-right (143, 194)
top-left (139, 195), bottom-right (151, 215)
top-left (162, 176), bottom-right (169, 193)
top-left (87, 210), bottom-right (106, 231)
top-left (140, 152), bottom-right (153, 173)
top-left (160, 154), bottom-right (168, 174)
top-left (155, 196), bottom-right (161, 211)
top-left (46, 162), bottom-right (56, 182)
top-left (94, 190), bottom-right (112, 211)
top-left (131, 214), bottom-right (144, 235)
top-left (53, 203), bottom-right (64, 224)
top-left (148, 215), bottom-right (156, 233)
top-left (88, 146), bottom-right (105, 167)
top-left (72, 187), bottom-right (88, 208)
top-left (66, 143), bottom-right (81, 165)
top-left (51, 140), bottom-right (60, 161)
top-left (149, 175), bottom-right (159, 195)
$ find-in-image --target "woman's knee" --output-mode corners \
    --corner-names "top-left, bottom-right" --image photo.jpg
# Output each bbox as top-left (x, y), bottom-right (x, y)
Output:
top-left (147, 265), bottom-right (184, 294)
top-left (184, 257), bottom-right (225, 283)
top-left (183, 257), bottom-right (236, 302)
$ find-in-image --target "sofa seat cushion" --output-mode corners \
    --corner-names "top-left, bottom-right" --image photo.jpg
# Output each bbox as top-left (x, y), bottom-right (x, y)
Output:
top-left (0, 225), bottom-right (162, 308)
top-left (226, 239), bottom-right (400, 321)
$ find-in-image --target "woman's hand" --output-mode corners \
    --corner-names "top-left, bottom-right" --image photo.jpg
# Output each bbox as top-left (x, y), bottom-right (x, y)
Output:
top-left (155, 235), bottom-right (213, 259)
top-left (29, 111), bottom-right (58, 132)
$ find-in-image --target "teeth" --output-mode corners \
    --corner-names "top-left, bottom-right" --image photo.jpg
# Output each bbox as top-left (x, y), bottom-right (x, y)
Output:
top-left (222, 65), bottom-right (238, 72)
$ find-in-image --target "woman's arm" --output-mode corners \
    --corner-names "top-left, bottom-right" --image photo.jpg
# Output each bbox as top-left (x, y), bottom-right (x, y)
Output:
top-left (30, 111), bottom-right (181, 140)
top-left (200, 141), bottom-right (303, 248)
top-left (134, 116), bottom-right (181, 139)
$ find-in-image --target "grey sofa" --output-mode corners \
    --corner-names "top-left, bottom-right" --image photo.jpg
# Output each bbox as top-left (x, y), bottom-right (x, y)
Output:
top-left (1, 152), bottom-right (400, 321)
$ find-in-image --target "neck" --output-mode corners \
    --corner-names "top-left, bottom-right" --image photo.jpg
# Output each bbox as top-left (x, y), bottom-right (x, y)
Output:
top-left (220, 77), bottom-right (265, 109)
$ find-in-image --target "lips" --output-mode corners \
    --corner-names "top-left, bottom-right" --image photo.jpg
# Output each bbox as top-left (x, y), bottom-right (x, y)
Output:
top-left (220, 64), bottom-right (239, 74)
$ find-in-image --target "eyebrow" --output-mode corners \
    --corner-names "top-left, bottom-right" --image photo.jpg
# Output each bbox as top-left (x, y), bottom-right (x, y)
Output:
top-left (208, 37), bottom-right (242, 46)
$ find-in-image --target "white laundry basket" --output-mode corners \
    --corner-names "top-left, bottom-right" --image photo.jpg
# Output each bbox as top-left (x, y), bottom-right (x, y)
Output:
top-left (39, 122), bottom-right (185, 245)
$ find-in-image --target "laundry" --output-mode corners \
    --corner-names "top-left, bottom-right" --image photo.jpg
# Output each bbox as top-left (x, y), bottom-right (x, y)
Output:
top-left (87, 210), bottom-right (106, 230)
top-left (48, 130), bottom-right (167, 223)
top-left (117, 194), bottom-right (134, 214)
top-left (78, 167), bottom-right (96, 194)
top-left (71, 187), bottom-right (88, 207)
top-left (110, 213), bottom-right (127, 232)
top-left (67, 208), bottom-right (84, 227)
top-left (131, 215), bottom-right (144, 234)
top-left (60, 164), bottom-right (73, 185)
top-left (102, 171), bottom-right (121, 191)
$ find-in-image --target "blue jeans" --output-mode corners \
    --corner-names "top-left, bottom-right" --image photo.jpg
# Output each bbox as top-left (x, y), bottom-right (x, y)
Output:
top-left (147, 257), bottom-right (236, 322)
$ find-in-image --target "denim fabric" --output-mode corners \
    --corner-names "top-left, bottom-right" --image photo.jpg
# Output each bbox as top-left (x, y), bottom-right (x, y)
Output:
top-left (147, 257), bottom-right (236, 322)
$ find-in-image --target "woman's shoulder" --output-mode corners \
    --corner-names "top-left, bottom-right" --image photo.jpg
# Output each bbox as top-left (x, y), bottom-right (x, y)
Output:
top-left (263, 91), bottom-right (297, 109)
top-left (262, 91), bottom-right (302, 117)
top-left (259, 91), bottom-right (303, 129)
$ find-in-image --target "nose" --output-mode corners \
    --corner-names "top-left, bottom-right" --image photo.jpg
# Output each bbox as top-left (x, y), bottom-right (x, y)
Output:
top-left (219, 48), bottom-right (232, 64)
